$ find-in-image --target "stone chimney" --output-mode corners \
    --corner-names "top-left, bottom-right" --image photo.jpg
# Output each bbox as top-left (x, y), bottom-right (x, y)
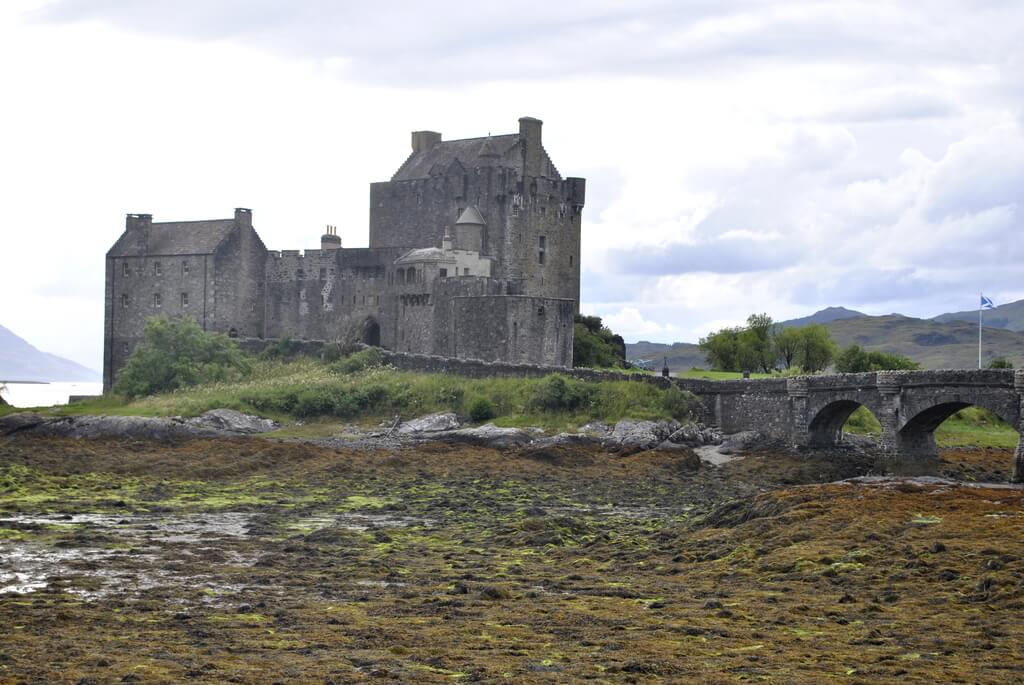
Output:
top-left (321, 225), bottom-right (341, 251)
top-left (125, 213), bottom-right (152, 253)
top-left (411, 130), bottom-right (442, 154)
top-left (234, 208), bottom-right (252, 227)
top-left (519, 116), bottom-right (543, 177)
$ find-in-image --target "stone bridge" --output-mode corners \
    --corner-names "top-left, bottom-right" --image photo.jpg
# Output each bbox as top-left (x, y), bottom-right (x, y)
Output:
top-left (677, 369), bottom-right (1024, 481)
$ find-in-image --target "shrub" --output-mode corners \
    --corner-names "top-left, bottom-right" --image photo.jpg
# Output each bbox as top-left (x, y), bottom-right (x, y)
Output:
top-left (320, 343), bottom-right (345, 363)
top-left (437, 385), bottom-right (465, 410)
top-left (660, 386), bottom-right (696, 421)
top-left (468, 397), bottom-right (497, 422)
top-left (114, 317), bottom-right (251, 398)
top-left (531, 375), bottom-right (594, 412)
top-left (573, 315), bottom-right (626, 369)
top-left (331, 348), bottom-right (384, 374)
top-left (988, 357), bottom-right (1013, 369)
top-left (261, 336), bottom-right (302, 360)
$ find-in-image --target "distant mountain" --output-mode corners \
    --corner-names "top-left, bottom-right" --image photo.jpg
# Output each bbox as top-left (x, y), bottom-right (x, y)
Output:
top-left (625, 305), bottom-right (1024, 373)
top-left (626, 341), bottom-right (706, 371)
top-left (932, 298), bottom-right (1024, 332)
top-left (825, 315), bottom-right (1024, 369)
top-left (0, 324), bottom-right (99, 382)
top-left (778, 306), bottom-right (867, 328)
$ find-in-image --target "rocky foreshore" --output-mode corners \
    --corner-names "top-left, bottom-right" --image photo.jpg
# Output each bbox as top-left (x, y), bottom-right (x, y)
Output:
top-left (0, 408), bottom-right (726, 457)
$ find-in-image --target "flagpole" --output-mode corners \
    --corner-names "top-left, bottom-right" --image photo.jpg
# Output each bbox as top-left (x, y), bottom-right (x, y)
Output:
top-left (978, 294), bottom-right (983, 369)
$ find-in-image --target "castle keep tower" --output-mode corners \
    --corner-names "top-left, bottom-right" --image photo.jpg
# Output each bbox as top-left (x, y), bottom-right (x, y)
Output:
top-left (103, 117), bottom-right (586, 391)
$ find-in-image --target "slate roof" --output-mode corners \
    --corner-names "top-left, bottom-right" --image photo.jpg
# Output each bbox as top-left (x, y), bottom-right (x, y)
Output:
top-left (108, 219), bottom-right (236, 257)
top-left (391, 134), bottom-right (520, 181)
top-left (455, 206), bottom-right (486, 225)
top-left (395, 247), bottom-right (454, 264)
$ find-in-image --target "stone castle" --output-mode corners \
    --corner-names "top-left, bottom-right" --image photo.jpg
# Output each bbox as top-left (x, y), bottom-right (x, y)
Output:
top-left (103, 116), bottom-right (586, 391)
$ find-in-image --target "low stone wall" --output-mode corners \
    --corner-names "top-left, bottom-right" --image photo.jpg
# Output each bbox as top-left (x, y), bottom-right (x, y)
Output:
top-left (236, 338), bottom-right (328, 358)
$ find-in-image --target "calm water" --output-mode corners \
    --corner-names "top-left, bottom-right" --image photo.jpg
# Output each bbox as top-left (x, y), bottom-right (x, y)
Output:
top-left (1, 382), bottom-right (103, 408)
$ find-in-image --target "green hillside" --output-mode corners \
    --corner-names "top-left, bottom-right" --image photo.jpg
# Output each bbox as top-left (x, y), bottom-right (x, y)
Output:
top-left (826, 315), bottom-right (1024, 369)
top-left (933, 299), bottom-right (1024, 332)
top-left (626, 341), bottom-right (706, 371)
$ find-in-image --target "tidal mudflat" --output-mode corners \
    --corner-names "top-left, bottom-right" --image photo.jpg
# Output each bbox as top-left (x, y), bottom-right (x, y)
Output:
top-left (1, 437), bottom-right (1023, 683)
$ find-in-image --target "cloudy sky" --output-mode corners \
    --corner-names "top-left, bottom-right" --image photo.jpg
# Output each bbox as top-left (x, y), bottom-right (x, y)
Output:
top-left (2, 0), bottom-right (1023, 371)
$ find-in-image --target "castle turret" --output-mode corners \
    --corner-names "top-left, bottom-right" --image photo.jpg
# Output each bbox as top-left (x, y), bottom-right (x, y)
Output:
top-left (453, 206), bottom-right (485, 253)
top-left (519, 116), bottom-right (543, 177)
top-left (321, 225), bottom-right (341, 251)
top-left (411, 130), bottom-right (442, 153)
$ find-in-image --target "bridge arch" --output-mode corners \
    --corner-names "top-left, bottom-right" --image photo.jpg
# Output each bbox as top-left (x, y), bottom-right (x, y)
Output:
top-left (807, 398), bottom-right (884, 447)
top-left (897, 398), bottom-right (1019, 457)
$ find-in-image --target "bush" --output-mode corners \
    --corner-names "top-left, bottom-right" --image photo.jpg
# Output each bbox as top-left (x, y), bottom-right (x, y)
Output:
top-left (468, 397), bottom-right (497, 422)
top-left (573, 315), bottom-right (626, 369)
top-left (261, 337), bottom-right (302, 360)
top-left (114, 317), bottom-right (251, 398)
top-left (437, 385), bottom-right (465, 410)
top-left (531, 375), bottom-right (594, 412)
top-left (320, 343), bottom-right (345, 363)
top-left (834, 345), bottom-right (920, 372)
top-left (988, 357), bottom-right (1013, 369)
top-left (660, 386), bottom-right (696, 421)
top-left (331, 347), bottom-right (384, 374)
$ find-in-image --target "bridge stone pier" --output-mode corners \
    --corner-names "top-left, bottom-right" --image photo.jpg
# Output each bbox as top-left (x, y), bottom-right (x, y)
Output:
top-left (677, 369), bottom-right (1024, 481)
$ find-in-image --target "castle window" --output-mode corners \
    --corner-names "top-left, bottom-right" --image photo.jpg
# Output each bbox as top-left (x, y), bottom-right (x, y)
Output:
top-left (569, 256), bottom-right (573, 266)
top-left (182, 261), bottom-right (190, 276)
top-left (122, 262), bottom-right (130, 278)
top-left (397, 270), bottom-right (405, 285)
top-left (154, 261), bottom-right (162, 276)
top-left (439, 268), bottom-right (447, 278)
top-left (153, 293), bottom-right (162, 308)
top-left (537, 306), bottom-right (545, 316)
top-left (538, 236), bottom-right (546, 265)
top-left (122, 342), bottom-right (129, 355)
top-left (297, 269), bottom-right (305, 280)
top-left (121, 293), bottom-right (128, 308)
top-left (181, 292), bottom-right (189, 308)
top-left (319, 268), bottom-right (326, 280)
top-left (463, 268), bottom-right (469, 276)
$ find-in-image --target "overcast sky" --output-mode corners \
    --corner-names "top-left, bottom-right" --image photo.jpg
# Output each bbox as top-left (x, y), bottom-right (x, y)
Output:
top-left (3, 0), bottom-right (1023, 371)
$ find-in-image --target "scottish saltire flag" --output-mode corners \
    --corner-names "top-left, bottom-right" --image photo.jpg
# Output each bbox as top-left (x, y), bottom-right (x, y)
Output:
top-left (981, 294), bottom-right (995, 309)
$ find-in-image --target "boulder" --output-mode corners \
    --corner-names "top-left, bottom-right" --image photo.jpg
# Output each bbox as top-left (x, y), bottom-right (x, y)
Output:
top-left (20, 415), bottom-right (218, 442)
top-left (397, 412), bottom-right (460, 435)
top-left (441, 424), bottom-right (535, 449)
top-left (0, 412), bottom-right (49, 436)
top-left (717, 430), bottom-right (762, 455)
top-left (185, 409), bottom-right (279, 434)
top-left (667, 423), bottom-right (724, 447)
top-left (607, 420), bottom-right (680, 454)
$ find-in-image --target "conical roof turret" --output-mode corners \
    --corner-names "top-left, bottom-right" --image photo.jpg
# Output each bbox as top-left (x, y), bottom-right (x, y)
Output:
top-left (455, 206), bottom-right (485, 226)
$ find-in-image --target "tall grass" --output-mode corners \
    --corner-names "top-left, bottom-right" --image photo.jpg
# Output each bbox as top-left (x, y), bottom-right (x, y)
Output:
top-left (51, 356), bottom-right (699, 429)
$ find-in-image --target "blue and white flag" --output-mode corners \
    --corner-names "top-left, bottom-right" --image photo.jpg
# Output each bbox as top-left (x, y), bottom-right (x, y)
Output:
top-left (981, 294), bottom-right (995, 310)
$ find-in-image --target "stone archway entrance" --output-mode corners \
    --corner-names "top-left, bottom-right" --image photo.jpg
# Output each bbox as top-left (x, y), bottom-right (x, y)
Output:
top-left (361, 318), bottom-right (381, 347)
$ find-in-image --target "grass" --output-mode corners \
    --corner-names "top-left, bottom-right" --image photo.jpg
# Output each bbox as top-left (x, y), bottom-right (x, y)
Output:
top-left (1, 357), bottom-right (698, 430)
top-left (674, 369), bottom-right (776, 380)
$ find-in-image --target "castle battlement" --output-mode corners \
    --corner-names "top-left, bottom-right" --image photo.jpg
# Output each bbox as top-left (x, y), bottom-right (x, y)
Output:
top-left (103, 116), bottom-right (585, 391)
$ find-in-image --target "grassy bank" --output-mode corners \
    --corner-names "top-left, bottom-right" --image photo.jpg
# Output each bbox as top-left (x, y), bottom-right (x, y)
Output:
top-left (1, 354), bottom-right (697, 432)
top-left (844, 405), bottom-right (1019, 449)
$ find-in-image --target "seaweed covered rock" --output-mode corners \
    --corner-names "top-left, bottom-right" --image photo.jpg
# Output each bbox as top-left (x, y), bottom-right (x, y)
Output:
top-left (185, 409), bottom-right (279, 434)
top-left (397, 412), bottom-right (460, 435)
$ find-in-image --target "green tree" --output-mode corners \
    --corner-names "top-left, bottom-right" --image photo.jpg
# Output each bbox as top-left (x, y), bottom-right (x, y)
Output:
top-left (742, 313), bottom-right (775, 373)
top-left (699, 327), bottom-right (743, 371)
top-left (794, 324), bottom-right (837, 373)
top-left (773, 327), bottom-right (803, 369)
top-left (572, 315), bottom-right (626, 369)
top-left (114, 316), bottom-right (251, 398)
top-left (834, 344), bottom-right (920, 372)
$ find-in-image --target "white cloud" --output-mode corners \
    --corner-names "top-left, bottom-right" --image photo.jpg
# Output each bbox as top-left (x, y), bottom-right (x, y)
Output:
top-left (2, 0), bottom-right (1024, 367)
